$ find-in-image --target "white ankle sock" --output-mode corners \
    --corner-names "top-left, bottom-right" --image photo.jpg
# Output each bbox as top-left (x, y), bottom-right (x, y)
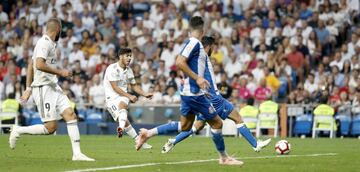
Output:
top-left (118, 109), bottom-right (128, 129)
top-left (148, 128), bottom-right (158, 137)
top-left (125, 125), bottom-right (138, 139)
top-left (67, 120), bottom-right (81, 155)
top-left (16, 124), bottom-right (49, 135)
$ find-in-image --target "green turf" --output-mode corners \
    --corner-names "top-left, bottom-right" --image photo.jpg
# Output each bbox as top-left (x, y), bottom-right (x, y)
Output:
top-left (1, 135), bottom-right (359, 172)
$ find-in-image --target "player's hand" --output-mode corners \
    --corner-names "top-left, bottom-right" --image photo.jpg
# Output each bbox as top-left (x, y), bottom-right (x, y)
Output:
top-left (196, 77), bottom-right (210, 90)
top-left (59, 69), bottom-right (73, 78)
top-left (20, 89), bottom-right (32, 104)
top-left (144, 93), bottom-right (153, 99)
top-left (204, 91), bottom-right (211, 98)
top-left (129, 95), bottom-right (138, 103)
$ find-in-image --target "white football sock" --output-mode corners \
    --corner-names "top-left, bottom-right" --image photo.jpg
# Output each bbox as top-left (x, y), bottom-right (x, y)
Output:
top-left (16, 125), bottom-right (49, 135)
top-left (125, 125), bottom-right (138, 139)
top-left (118, 109), bottom-right (128, 129)
top-left (148, 128), bottom-right (158, 137)
top-left (67, 120), bottom-right (81, 155)
top-left (191, 126), bottom-right (198, 133)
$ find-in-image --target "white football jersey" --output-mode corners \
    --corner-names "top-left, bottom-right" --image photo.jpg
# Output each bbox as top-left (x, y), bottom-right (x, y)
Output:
top-left (31, 35), bottom-right (58, 87)
top-left (103, 62), bottom-right (136, 99)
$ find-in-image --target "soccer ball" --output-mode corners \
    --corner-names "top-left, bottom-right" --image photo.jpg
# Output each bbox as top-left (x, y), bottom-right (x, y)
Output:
top-left (275, 140), bottom-right (291, 155)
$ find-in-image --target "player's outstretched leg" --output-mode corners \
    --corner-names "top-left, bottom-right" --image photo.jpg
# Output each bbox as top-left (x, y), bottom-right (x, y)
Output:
top-left (136, 121), bottom-right (181, 150)
top-left (161, 127), bottom-right (194, 153)
top-left (63, 108), bottom-right (94, 161)
top-left (161, 120), bottom-right (205, 153)
top-left (116, 109), bottom-right (128, 138)
top-left (229, 110), bottom-right (271, 152)
top-left (124, 122), bottom-right (152, 150)
top-left (9, 124), bottom-right (50, 149)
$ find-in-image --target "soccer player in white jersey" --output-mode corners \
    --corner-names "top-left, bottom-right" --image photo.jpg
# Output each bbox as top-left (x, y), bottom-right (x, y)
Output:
top-left (103, 47), bottom-right (152, 149)
top-left (9, 18), bottom-right (94, 161)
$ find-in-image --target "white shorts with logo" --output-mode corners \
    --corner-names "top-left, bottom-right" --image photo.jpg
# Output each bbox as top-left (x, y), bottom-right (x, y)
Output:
top-left (32, 85), bottom-right (71, 122)
top-left (105, 96), bottom-right (129, 121)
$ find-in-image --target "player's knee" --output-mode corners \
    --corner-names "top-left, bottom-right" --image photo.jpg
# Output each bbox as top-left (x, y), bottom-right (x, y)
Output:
top-left (181, 123), bottom-right (192, 131)
top-left (119, 102), bottom-right (128, 109)
top-left (229, 111), bottom-right (243, 124)
top-left (211, 120), bottom-right (223, 129)
top-left (44, 123), bottom-right (57, 134)
top-left (197, 123), bottom-right (206, 131)
top-left (62, 108), bottom-right (77, 121)
top-left (232, 115), bottom-right (243, 124)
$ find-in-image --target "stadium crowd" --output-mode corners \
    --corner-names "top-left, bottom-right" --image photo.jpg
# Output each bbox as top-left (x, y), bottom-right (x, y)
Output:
top-left (0, 0), bottom-right (360, 116)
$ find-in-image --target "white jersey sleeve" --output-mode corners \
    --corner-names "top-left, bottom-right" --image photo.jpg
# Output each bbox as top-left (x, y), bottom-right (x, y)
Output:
top-left (33, 39), bottom-right (49, 60)
top-left (105, 65), bottom-right (118, 82)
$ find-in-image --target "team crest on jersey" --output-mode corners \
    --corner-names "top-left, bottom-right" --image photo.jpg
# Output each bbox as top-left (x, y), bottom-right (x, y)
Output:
top-left (186, 45), bottom-right (193, 52)
top-left (209, 106), bottom-right (215, 114)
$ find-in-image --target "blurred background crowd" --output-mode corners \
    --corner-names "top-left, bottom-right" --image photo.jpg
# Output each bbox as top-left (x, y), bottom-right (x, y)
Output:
top-left (0, 0), bottom-right (360, 116)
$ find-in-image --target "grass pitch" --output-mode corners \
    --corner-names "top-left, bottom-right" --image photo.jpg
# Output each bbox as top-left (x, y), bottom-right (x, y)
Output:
top-left (1, 135), bottom-right (359, 172)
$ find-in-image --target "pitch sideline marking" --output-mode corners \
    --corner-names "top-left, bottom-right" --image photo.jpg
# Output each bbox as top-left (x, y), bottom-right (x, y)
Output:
top-left (65, 153), bottom-right (338, 172)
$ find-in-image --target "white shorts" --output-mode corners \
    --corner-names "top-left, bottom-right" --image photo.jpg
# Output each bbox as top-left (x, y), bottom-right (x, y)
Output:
top-left (105, 96), bottom-right (129, 121)
top-left (32, 85), bottom-right (71, 122)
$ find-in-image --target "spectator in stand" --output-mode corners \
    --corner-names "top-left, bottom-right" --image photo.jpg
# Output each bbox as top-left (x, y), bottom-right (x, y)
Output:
top-left (254, 78), bottom-right (272, 103)
top-left (286, 45), bottom-right (305, 84)
top-left (0, 0), bottom-right (358, 112)
top-left (352, 89), bottom-right (360, 115)
top-left (251, 59), bottom-right (265, 84)
top-left (162, 85), bottom-right (180, 104)
top-left (224, 51), bottom-right (242, 78)
top-left (150, 84), bottom-right (163, 104)
top-left (238, 77), bottom-right (251, 102)
top-left (141, 75), bottom-right (152, 94)
top-left (70, 74), bottom-right (85, 105)
top-left (68, 42), bottom-right (85, 65)
top-left (217, 73), bottom-right (232, 99)
top-left (264, 67), bottom-right (280, 94)
top-left (331, 65), bottom-right (345, 87)
top-left (304, 73), bottom-right (319, 96)
top-left (330, 51), bottom-right (344, 71)
top-left (160, 40), bottom-right (177, 70)
top-left (88, 74), bottom-right (105, 109)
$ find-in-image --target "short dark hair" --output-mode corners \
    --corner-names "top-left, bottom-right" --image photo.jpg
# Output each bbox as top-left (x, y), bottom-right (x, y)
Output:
top-left (189, 16), bottom-right (204, 31)
top-left (8, 93), bottom-right (15, 99)
top-left (247, 97), bottom-right (255, 106)
top-left (118, 47), bottom-right (132, 56)
top-left (201, 36), bottom-right (215, 48)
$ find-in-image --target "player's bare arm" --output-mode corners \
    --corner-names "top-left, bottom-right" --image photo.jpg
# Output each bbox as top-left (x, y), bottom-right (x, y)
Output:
top-left (131, 84), bottom-right (153, 99)
top-left (35, 58), bottom-right (72, 77)
top-left (175, 55), bottom-right (209, 90)
top-left (110, 81), bottom-right (137, 103)
top-left (20, 60), bottom-right (34, 102)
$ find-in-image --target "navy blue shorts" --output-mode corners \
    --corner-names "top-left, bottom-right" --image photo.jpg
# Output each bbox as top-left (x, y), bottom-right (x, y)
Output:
top-left (197, 94), bottom-right (234, 121)
top-left (180, 95), bottom-right (217, 120)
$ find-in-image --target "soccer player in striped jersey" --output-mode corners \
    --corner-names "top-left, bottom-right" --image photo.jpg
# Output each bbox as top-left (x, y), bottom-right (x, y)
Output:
top-left (137, 16), bottom-right (242, 165)
top-left (136, 36), bottom-right (271, 160)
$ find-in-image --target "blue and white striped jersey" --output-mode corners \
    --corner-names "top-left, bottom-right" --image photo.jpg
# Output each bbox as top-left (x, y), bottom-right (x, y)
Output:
top-left (179, 37), bottom-right (208, 96)
top-left (204, 55), bottom-right (219, 95)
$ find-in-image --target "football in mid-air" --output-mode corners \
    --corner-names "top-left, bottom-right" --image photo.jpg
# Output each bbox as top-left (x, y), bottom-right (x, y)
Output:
top-left (275, 140), bottom-right (291, 155)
